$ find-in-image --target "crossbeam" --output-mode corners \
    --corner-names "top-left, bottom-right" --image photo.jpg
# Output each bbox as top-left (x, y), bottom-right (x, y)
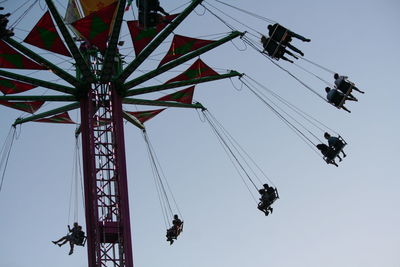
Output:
top-left (116, 0), bottom-right (204, 83)
top-left (123, 31), bottom-right (243, 90)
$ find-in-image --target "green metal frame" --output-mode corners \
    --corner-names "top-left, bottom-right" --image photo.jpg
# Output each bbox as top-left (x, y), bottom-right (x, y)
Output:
top-left (13, 102), bottom-right (80, 126)
top-left (123, 31), bottom-right (243, 90)
top-left (45, 0), bottom-right (96, 83)
top-left (123, 111), bottom-right (145, 130)
top-left (124, 71), bottom-right (242, 96)
top-left (100, 0), bottom-right (127, 82)
top-left (123, 98), bottom-right (205, 109)
top-left (116, 0), bottom-right (205, 83)
top-left (3, 37), bottom-right (81, 88)
top-left (0, 95), bottom-right (76, 101)
top-left (0, 69), bottom-right (76, 94)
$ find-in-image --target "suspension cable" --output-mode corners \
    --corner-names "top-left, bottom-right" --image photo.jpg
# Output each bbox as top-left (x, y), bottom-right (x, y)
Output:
top-left (300, 57), bottom-right (337, 75)
top-left (203, 111), bottom-right (260, 191)
top-left (206, 111), bottom-right (277, 188)
top-left (212, 0), bottom-right (277, 24)
top-left (243, 75), bottom-right (340, 135)
top-left (202, 111), bottom-right (258, 203)
top-left (0, 126), bottom-right (16, 193)
top-left (240, 80), bottom-right (322, 157)
top-left (145, 132), bottom-right (183, 219)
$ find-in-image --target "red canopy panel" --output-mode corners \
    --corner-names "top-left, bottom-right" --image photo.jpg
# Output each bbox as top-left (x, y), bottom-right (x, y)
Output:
top-left (126, 108), bottom-right (165, 123)
top-left (165, 59), bottom-right (219, 84)
top-left (0, 40), bottom-right (46, 69)
top-left (156, 86), bottom-right (195, 104)
top-left (158, 35), bottom-right (215, 67)
top-left (127, 14), bottom-right (179, 55)
top-left (34, 111), bottom-right (76, 124)
top-left (72, 2), bottom-right (118, 52)
top-left (0, 78), bottom-right (37, 95)
top-left (24, 11), bottom-right (71, 57)
top-left (0, 100), bottom-right (44, 114)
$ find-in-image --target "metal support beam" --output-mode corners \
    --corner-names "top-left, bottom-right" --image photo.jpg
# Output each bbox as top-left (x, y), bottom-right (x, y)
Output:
top-left (0, 95), bottom-right (77, 101)
top-left (13, 102), bottom-right (79, 126)
top-left (100, 0), bottom-right (126, 82)
top-left (124, 71), bottom-right (242, 95)
top-left (116, 0), bottom-right (204, 83)
top-left (123, 31), bottom-right (243, 90)
top-left (3, 37), bottom-right (81, 88)
top-left (45, 0), bottom-right (96, 83)
top-left (123, 111), bottom-right (145, 130)
top-left (0, 69), bottom-right (76, 95)
top-left (123, 98), bottom-right (205, 109)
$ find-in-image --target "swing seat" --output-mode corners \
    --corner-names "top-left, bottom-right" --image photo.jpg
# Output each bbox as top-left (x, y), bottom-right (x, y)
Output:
top-left (75, 236), bottom-right (87, 247)
top-left (336, 84), bottom-right (353, 109)
top-left (323, 137), bottom-right (346, 164)
top-left (269, 24), bottom-right (291, 46)
top-left (258, 188), bottom-right (279, 210)
top-left (166, 221), bottom-right (184, 240)
top-left (264, 41), bottom-right (285, 60)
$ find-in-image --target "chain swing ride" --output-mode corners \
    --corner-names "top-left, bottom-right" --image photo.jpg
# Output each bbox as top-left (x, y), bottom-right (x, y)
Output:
top-left (0, 0), bottom-right (365, 266)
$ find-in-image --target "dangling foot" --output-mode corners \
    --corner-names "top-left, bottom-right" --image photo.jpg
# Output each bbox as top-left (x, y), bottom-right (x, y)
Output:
top-left (68, 250), bottom-right (73, 255)
top-left (170, 240), bottom-right (174, 245)
top-left (264, 211), bottom-right (269, 216)
top-left (52, 241), bottom-right (57, 245)
top-left (58, 244), bottom-right (62, 247)
top-left (304, 39), bottom-right (311, 42)
top-left (269, 207), bottom-right (273, 214)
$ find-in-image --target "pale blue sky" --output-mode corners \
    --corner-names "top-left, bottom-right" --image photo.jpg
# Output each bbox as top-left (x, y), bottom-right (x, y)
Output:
top-left (0, 1), bottom-right (399, 267)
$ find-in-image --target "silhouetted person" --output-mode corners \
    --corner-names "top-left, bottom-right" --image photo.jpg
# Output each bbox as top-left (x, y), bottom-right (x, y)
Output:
top-left (325, 87), bottom-right (355, 113)
top-left (261, 35), bottom-right (299, 63)
top-left (166, 214), bottom-right (183, 245)
top-left (0, 9), bottom-right (14, 39)
top-left (316, 144), bottom-right (338, 167)
top-left (334, 73), bottom-right (364, 94)
top-left (53, 222), bottom-right (85, 255)
top-left (258, 185), bottom-right (277, 216)
top-left (324, 132), bottom-right (346, 161)
top-left (268, 23), bottom-right (310, 43)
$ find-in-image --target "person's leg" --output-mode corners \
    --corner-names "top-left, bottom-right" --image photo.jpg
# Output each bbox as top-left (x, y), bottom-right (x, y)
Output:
top-left (352, 85), bottom-right (365, 94)
top-left (280, 56), bottom-right (294, 63)
top-left (284, 49), bottom-right (298, 59)
top-left (286, 43), bottom-right (304, 56)
top-left (289, 31), bottom-right (311, 42)
top-left (53, 236), bottom-right (67, 244)
top-left (341, 105), bottom-right (351, 113)
top-left (69, 242), bottom-right (74, 255)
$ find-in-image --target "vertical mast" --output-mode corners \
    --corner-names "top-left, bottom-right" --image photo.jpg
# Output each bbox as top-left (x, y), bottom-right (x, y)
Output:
top-left (80, 47), bottom-right (133, 267)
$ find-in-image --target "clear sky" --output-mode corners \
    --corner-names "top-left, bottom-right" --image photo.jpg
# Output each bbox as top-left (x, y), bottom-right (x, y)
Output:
top-left (0, 1), bottom-right (399, 267)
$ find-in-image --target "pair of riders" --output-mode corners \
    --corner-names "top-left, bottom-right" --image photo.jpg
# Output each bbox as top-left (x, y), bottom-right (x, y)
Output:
top-left (53, 222), bottom-right (85, 255)
top-left (261, 23), bottom-right (310, 63)
top-left (257, 184), bottom-right (278, 216)
top-left (316, 132), bottom-right (346, 167)
top-left (325, 73), bottom-right (365, 113)
top-left (166, 214), bottom-right (183, 245)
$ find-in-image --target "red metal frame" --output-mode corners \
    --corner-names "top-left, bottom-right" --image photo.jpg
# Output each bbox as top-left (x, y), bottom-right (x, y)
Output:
top-left (80, 81), bottom-right (133, 267)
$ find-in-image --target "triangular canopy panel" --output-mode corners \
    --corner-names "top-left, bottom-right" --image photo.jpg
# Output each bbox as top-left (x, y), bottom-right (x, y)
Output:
top-left (34, 111), bottom-right (76, 124)
top-left (0, 40), bottom-right (46, 69)
top-left (0, 78), bottom-right (37, 95)
top-left (125, 108), bottom-right (165, 123)
top-left (156, 86), bottom-right (195, 104)
top-left (127, 14), bottom-right (179, 55)
top-left (72, 2), bottom-right (118, 52)
top-left (24, 11), bottom-right (71, 57)
top-left (0, 100), bottom-right (44, 114)
top-left (165, 59), bottom-right (219, 84)
top-left (158, 35), bottom-right (215, 67)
